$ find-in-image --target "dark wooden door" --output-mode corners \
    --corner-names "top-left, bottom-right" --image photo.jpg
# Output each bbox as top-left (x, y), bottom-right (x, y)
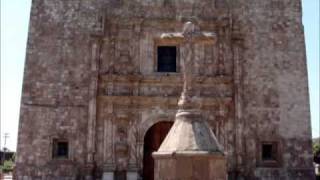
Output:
top-left (143, 121), bottom-right (173, 180)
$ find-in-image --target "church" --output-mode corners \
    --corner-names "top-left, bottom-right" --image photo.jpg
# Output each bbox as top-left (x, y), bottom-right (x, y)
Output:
top-left (16, 0), bottom-right (315, 179)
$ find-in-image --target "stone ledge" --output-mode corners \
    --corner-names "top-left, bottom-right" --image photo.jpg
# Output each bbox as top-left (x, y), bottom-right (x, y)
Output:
top-left (98, 95), bottom-right (232, 107)
top-left (153, 151), bottom-right (225, 158)
top-left (100, 74), bottom-right (233, 84)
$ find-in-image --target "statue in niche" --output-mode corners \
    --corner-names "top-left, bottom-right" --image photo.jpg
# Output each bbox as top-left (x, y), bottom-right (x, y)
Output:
top-left (215, 0), bottom-right (228, 9)
top-left (203, 45), bottom-right (215, 76)
top-left (216, 41), bottom-right (226, 76)
top-left (113, 39), bottom-right (135, 75)
top-left (115, 126), bottom-right (129, 171)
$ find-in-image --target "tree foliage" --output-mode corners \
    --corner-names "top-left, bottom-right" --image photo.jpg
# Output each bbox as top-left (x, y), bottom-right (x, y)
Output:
top-left (314, 141), bottom-right (320, 164)
top-left (0, 160), bottom-right (14, 173)
top-left (314, 143), bottom-right (320, 154)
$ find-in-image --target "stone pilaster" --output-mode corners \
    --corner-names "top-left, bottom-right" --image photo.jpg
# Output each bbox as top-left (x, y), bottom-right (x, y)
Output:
top-left (232, 25), bottom-right (245, 176)
top-left (86, 38), bottom-right (101, 178)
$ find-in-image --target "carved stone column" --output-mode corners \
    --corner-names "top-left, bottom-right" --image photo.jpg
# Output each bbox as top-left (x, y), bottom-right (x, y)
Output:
top-left (127, 115), bottom-right (140, 180)
top-left (216, 28), bottom-right (226, 76)
top-left (232, 26), bottom-right (245, 176)
top-left (86, 38), bottom-right (101, 179)
top-left (103, 111), bottom-right (116, 180)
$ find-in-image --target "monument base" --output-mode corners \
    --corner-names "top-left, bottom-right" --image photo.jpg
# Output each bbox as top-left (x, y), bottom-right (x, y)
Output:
top-left (102, 164), bottom-right (115, 180)
top-left (153, 108), bottom-right (227, 180)
top-left (127, 171), bottom-right (139, 180)
top-left (102, 172), bottom-right (114, 180)
top-left (153, 151), bottom-right (227, 180)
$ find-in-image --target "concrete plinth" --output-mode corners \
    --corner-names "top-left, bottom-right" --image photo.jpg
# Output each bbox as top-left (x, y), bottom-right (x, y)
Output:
top-left (127, 171), bottom-right (139, 180)
top-left (153, 152), bottom-right (227, 180)
top-left (102, 172), bottom-right (114, 180)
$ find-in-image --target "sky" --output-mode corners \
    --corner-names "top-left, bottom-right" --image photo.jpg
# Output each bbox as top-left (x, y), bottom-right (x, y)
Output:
top-left (0, 0), bottom-right (319, 151)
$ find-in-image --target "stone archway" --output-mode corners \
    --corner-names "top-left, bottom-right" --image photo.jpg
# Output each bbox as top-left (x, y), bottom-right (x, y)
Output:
top-left (142, 121), bottom-right (173, 180)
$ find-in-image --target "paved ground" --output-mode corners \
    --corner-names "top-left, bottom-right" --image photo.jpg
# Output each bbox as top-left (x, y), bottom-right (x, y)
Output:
top-left (3, 174), bottom-right (12, 180)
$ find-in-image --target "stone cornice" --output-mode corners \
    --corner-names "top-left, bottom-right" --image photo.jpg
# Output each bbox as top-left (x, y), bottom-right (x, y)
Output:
top-left (97, 95), bottom-right (232, 109)
top-left (99, 74), bottom-right (233, 85)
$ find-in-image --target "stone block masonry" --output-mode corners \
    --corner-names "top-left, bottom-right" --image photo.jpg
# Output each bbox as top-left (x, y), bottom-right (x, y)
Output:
top-left (16, 0), bottom-right (314, 179)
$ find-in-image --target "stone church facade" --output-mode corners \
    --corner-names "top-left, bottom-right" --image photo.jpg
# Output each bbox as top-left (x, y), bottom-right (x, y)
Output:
top-left (16, 0), bottom-right (314, 179)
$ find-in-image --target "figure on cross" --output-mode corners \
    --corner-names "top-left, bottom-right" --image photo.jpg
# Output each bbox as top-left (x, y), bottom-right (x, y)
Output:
top-left (161, 21), bottom-right (217, 109)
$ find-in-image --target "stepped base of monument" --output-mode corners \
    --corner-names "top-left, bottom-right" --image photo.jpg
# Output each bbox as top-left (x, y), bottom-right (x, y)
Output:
top-left (156, 108), bottom-right (225, 154)
top-left (102, 171), bottom-right (139, 180)
top-left (153, 151), bottom-right (227, 180)
top-left (152, 108), bottom-right (227, 180)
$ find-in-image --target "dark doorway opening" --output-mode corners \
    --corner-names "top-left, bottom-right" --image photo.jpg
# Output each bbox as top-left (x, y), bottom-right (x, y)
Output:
top-left (142, 121), bottom-right (173, 180)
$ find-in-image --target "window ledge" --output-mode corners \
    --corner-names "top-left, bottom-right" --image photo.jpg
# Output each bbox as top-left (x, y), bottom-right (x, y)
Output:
top-left (154, 72), bottom-right (180, 76)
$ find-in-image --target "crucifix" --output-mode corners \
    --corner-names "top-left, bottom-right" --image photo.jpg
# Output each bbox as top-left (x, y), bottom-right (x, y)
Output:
top-left (160, 21), bottom-right (217, 110)
top-left (154, 22), bottom-right (226, 180)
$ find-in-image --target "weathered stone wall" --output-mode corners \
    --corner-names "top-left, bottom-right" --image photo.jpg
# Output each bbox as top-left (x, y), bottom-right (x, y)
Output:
top-left (16, 0), bottom-right (314, 179)
top-left (16, 0), bottom-right (96, 179)
top-left (231, 0), bottom-right (314, 179)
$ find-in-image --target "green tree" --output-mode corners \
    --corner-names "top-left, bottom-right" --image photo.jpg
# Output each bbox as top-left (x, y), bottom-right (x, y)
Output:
top-left (314, 142), bottom-right (320, 155)
top-left (314, 141), bottom-right (320, 164)
top-left (0, 160), bottom-right (14, 173)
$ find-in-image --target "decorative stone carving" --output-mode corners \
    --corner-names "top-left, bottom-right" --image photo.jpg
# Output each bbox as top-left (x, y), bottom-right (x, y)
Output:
top-left (216, 29), bottom-right (227, 76)
top-left (215, 0), bottom-right (228, 9)
top-left (114, 37), bottom-right (135, 75)
top-left (91, 12), bottom-right (105, 36)
top-left (87, 39), bottom-right (101, 166)
top-left (202, 44), bottom-right (215, 76)
top-left (115, 126), bottom-right (129, 170)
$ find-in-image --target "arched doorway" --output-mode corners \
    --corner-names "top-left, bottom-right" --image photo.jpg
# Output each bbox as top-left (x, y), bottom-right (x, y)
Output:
top-left (142, 121), bottom-right (173, 180)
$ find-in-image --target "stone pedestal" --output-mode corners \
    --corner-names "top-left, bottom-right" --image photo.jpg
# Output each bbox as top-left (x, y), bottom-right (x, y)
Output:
top-left (102, 172), bottom-right (114, 180)
top-left (102, 170), bottom-right (139, 180)
top-left (154, 152), bottom-right (226, 180)
top-left (126, 171), bottom-right (139, 180)
top-left (153, 110), bottom-right (227, 180)
top-left (83, 163), bottom-right (95, 180)
top-left (102, 164), bottom-right (115, 180)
